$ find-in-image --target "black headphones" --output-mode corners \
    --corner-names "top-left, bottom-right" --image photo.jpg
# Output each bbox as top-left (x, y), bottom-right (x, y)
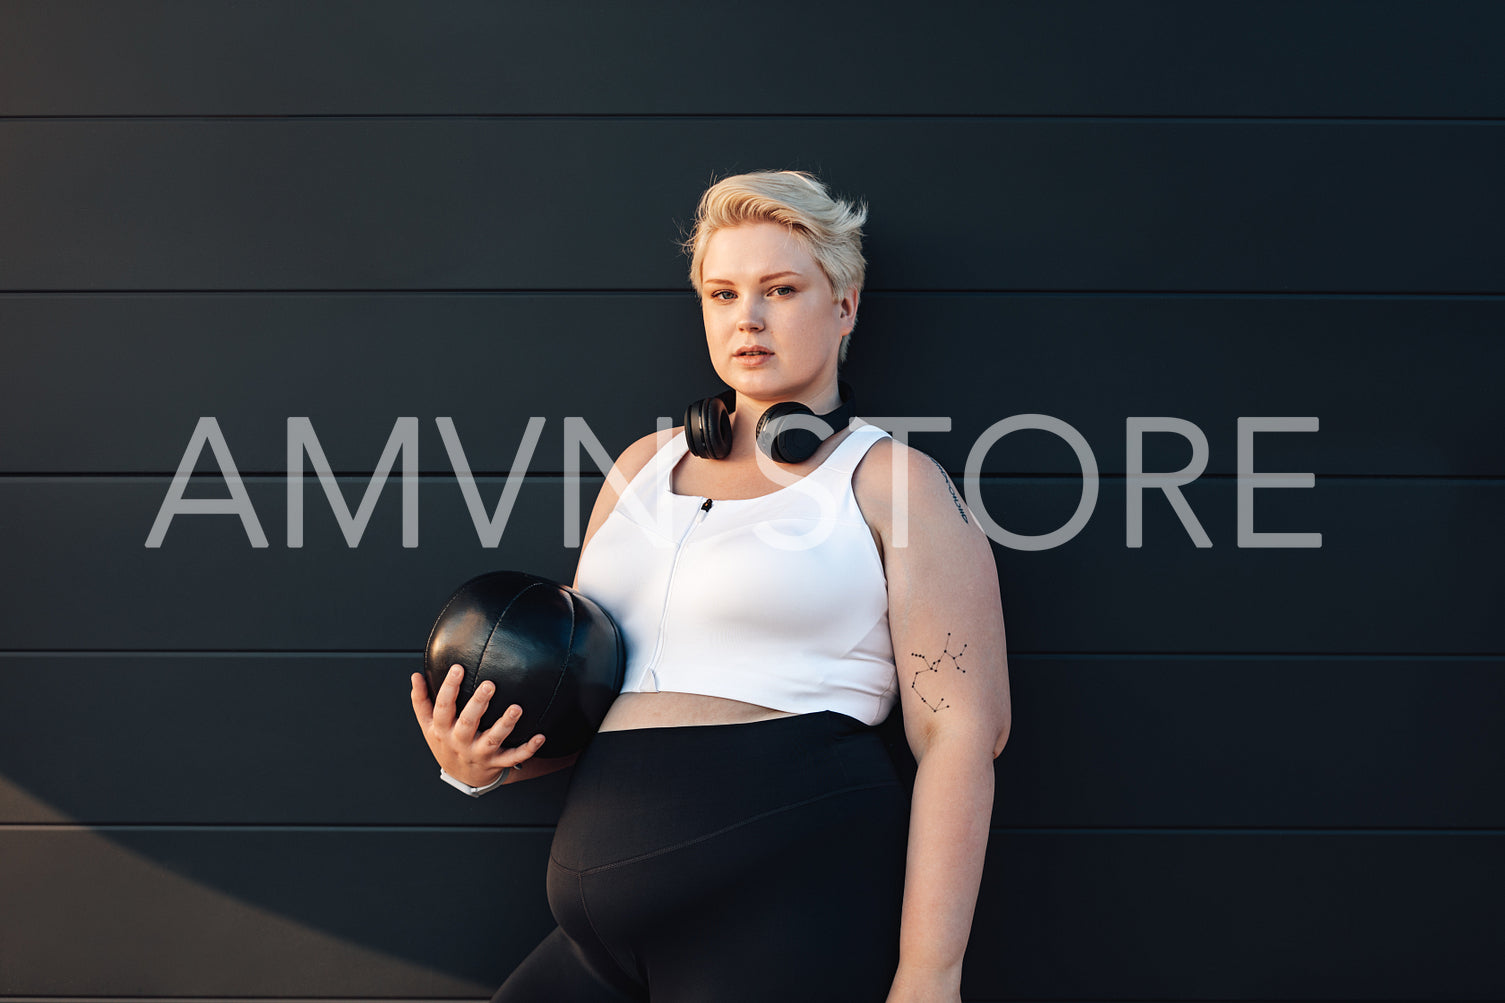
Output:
top-left (684, 381), bottom-right (857, 464)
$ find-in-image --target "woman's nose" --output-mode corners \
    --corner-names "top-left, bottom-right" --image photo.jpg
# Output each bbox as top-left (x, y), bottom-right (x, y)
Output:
top-left (736, 302), bottom-right (764, 331)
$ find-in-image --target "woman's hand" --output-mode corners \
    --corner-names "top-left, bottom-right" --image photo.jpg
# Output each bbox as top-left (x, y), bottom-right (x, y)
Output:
top-left (410, 663), bottom-right (548, 787)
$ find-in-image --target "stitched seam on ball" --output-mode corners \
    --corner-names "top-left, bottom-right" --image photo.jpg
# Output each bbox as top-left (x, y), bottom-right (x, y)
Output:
top-left (535, 590), bottom-right (577, 725)
top-left (476, 582), bottom-right (542, 696)
top-left (424, 586), bottom-right (470, 662)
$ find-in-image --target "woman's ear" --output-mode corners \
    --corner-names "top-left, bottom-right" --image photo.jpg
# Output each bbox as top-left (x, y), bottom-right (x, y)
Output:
top-left (838, 286), bottom-right (860, 333)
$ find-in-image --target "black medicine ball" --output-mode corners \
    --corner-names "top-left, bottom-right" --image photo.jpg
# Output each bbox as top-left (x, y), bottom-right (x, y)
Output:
top-left (424, 571), bottom-right (625, 758)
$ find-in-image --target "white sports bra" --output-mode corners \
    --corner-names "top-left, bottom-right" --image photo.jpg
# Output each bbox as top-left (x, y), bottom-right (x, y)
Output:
top-left (575, 422), bottom-right (897, 726)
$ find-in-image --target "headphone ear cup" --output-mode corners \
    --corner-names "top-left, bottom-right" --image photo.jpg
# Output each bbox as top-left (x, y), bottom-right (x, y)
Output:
top-left (684, 395), bottom-right (733, 460)
top-left (756, 401), bottom-right (820, 464)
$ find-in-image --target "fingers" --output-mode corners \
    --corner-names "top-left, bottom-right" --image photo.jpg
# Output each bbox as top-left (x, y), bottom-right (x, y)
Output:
top-left (410, 672), bottom-right (433, 727)
top-left (478, 704), bottom-right (547, 759)
top-left (476, 700), bottom-right (521, 746)
top-left (485, 727), bottom-right (547, 769)
top-left (502, 732), bottom-right (548, 766)
top-left (454, 678), bottom-right (497, 737)
top-left (431, 663), bottom-right (464, 726)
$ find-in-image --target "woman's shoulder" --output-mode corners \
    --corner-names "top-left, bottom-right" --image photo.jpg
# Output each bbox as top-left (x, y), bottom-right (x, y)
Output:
top-left (851, 434), bottom-right (975, 538)
top-left (849, 432), bottom-right (909, 502)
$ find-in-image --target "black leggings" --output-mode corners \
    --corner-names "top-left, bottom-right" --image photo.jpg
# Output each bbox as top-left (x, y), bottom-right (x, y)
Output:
top-left (492, 710), bottom-right (910, 1002)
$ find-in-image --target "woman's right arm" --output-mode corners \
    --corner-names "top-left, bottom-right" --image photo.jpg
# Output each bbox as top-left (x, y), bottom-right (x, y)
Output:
top-left (408, 426), bottom-right (674, 785)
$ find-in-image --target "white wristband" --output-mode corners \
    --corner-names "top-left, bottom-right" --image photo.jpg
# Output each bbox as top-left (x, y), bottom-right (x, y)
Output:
top-left (439, 765), bottom-right (510, 797)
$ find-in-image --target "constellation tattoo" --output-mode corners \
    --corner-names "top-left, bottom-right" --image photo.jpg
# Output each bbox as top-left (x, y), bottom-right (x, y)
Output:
top-left (908, 633), bottom-right (969, 713)
top-left (929, 456), bottom-right (969, 524)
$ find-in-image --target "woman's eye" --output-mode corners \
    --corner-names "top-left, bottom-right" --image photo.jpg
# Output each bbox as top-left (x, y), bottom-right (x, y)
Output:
top-left (771, 286), bottom-right (795, 296)
top-left (710, 290), bottom-right (734, 301)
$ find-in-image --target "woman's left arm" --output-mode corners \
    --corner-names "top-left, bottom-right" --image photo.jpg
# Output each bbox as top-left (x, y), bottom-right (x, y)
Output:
top-left (854, 440), bottom-right (1012, 1002)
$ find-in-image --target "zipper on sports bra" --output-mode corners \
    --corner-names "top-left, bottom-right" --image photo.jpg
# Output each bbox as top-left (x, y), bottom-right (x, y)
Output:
top-left (644, 497), bottom-right (713, 689)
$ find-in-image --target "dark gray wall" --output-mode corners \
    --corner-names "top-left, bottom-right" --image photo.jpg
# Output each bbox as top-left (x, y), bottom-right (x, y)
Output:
top-left (1, 2), bottom-right (1501, 1000)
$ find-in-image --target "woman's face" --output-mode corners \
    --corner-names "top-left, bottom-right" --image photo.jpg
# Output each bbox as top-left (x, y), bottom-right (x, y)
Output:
top-left (699, 221), bottom-right (856, 410)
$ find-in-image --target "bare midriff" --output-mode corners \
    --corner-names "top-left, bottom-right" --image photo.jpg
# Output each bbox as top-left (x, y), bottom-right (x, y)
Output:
top-left (597, 691), bottom-right (796, 731)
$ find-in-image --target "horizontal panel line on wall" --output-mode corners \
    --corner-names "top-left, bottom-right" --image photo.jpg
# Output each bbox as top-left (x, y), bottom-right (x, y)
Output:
top-left (5, 823), bottom-right (1503, 836)
top-left (0, 823), bottom-right (558, 834)
top-left (3, 113), bottom-right (1504, 125)
top-left (4, 650), bottom-right (1503, 660)
top-left (0, 993), bottom-right (496, 999)
top-left (2, 474), bottom-right (1500, 483)
top-left (0, 995), bottom-right (1469, 1003)
top-left (2, 287), bottom-right (1505, 300)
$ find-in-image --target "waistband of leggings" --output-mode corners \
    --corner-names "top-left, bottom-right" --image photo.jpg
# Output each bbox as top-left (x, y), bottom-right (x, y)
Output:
top-left (587, 708), bottom-right (870, 749)
top-left (564, 709), bottom-right (887, 813)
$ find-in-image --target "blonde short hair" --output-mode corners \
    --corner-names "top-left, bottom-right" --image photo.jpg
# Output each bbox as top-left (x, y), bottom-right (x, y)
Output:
top-left (682, 170), bottom-right (868, 363)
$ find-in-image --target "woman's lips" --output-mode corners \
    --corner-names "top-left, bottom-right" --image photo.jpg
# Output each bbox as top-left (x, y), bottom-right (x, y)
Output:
top-left (734, 348), bottom-right (774, 366)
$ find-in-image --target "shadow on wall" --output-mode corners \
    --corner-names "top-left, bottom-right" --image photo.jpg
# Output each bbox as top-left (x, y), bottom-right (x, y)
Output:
top-left (0, 673), bottom-right (917, 997)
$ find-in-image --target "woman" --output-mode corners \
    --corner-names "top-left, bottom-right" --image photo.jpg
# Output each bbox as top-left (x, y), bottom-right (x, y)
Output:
top-left (411, 170), bottom-right (1011, 1002)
